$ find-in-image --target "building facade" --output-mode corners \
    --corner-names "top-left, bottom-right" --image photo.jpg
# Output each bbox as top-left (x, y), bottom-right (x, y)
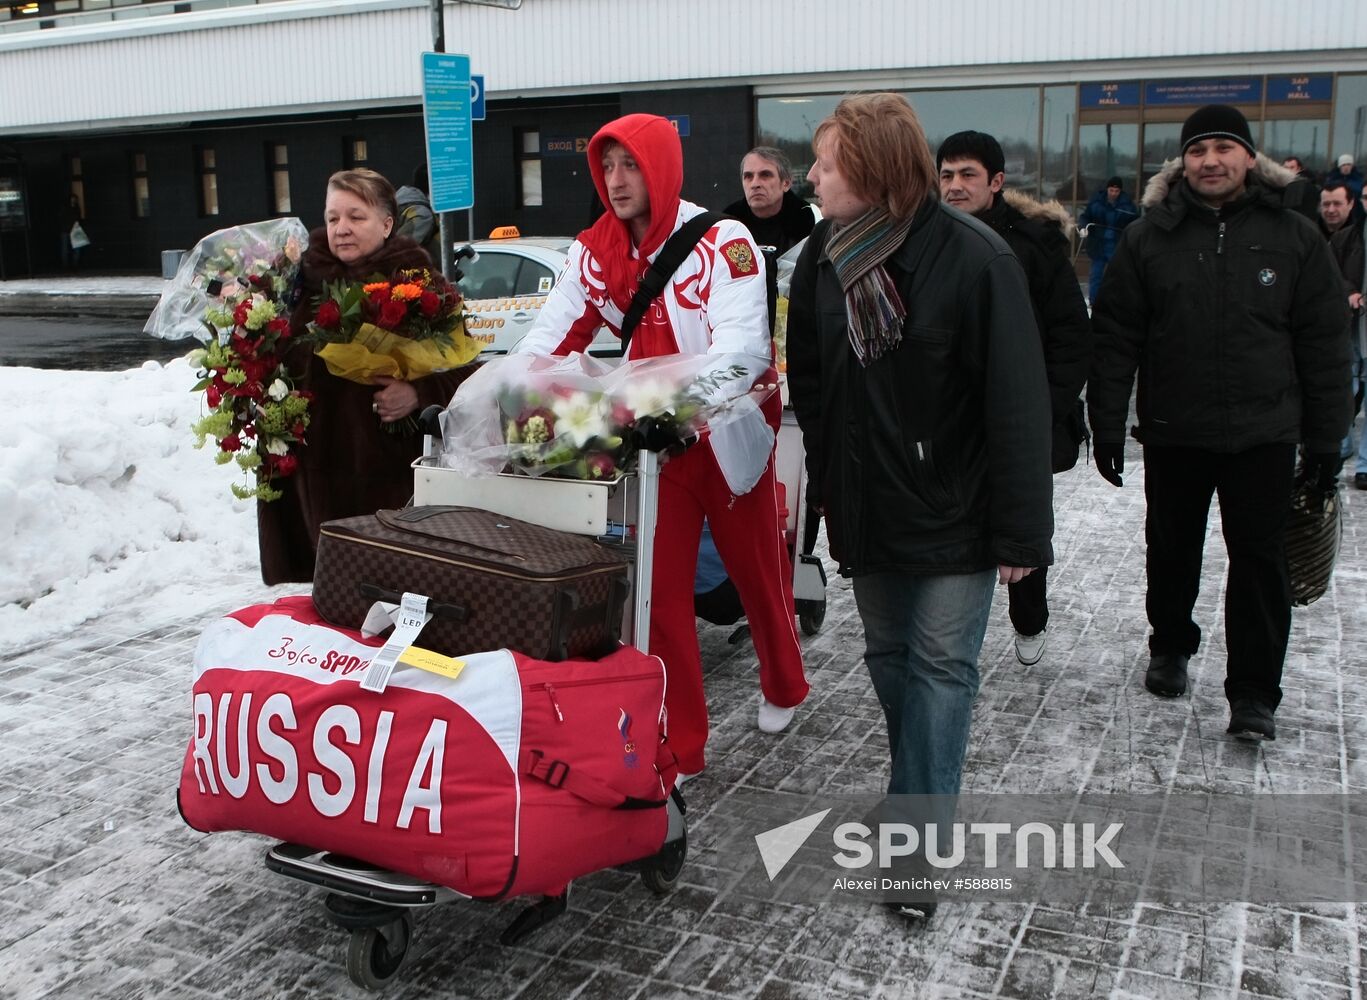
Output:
top-left (3, 0), bottom-right (1367, 275)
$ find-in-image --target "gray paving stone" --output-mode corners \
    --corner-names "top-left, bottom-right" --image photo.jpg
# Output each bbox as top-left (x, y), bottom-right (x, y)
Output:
top-left (5, 431), bottom-right (1367, 998)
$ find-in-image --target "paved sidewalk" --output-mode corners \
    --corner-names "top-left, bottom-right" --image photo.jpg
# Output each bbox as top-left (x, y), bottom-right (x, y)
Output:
top-left (3, 431), bottom-right (1367, 1000)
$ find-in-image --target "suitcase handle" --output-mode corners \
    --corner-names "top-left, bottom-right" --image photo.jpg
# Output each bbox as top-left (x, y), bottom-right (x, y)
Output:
top-left (545, 576), bottom-right (628, 661)
top-left (375, 507), bottom-right (529, 564)
top-left (358, 583), bottom-right (469, 624)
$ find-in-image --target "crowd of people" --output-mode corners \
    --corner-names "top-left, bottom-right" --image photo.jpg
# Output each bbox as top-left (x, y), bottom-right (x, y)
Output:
top-left (260, 99), bottom-right (1357, 925)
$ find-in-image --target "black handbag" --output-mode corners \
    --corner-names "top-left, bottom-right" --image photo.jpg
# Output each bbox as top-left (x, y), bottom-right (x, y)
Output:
top-left (1286, 480), bottom-right (1343, 606)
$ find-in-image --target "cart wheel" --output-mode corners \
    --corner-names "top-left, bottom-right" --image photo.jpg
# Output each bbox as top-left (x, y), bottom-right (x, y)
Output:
top-left (345, 911), bottom-right (413, 991)
top-left (798, 598), bottom-right (826, 636)
top-left (640, 829), bottom-right (687, 895)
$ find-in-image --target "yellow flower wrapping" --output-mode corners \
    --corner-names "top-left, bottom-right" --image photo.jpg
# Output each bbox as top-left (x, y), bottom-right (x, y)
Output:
top-left (316, 320), bottom-right (481, 383)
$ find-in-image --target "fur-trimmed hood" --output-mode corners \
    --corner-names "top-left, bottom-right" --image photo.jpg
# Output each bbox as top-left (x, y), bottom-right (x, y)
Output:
top-left (1001, 188), bottom-right (1077, 238)
top-left (1140, 152), bottom-right (1297, 209)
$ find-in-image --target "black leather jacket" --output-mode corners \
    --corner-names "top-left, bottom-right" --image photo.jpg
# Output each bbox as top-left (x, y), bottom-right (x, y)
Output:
top-left (787, 200), bottom-right (1054, 577)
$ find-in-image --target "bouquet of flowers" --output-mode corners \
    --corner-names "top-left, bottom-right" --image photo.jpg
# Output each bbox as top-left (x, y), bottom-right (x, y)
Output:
top-left (144, 218), bottom-right (307, 342)
top-left (145, 218), bottom-right (312, 502)
top-left (438, 352), bottom-right (774, 481)
top-left (304, 268), bottom-right (480, 431)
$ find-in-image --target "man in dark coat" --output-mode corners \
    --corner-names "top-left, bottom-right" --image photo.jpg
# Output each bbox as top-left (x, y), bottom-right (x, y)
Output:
top-left (789, 97), bottom-right (1052, 924)
top-left (1318, 180), bottom-right (1354, 240)
top-left (1087, 105), bottom-right (1352, 742)
top-left (723, 146), bottom-right (815, 256)
top-left (1077, 175), bottom-right (1138, 305)
top-left (936, 130), bottom-right (1091, 668)
top-left (1330, 195), bottom-right (1367, 489)
top-left (1326, 153), bottom-right (1365, 200)
top-left (1281, 155), bottom-right (1321, 222)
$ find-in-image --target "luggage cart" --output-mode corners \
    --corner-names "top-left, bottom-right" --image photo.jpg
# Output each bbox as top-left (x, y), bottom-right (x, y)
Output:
top-left (692, 405), bottom-right (828, 638)
top-left (775, 407), bottom-right (828, 636)
top-left (264, 441), bottom-right (684, 990)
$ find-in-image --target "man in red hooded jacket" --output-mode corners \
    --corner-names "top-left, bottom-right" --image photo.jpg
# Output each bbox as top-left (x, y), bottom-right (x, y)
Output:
top-left (515, 113), bottom-right (809, 782)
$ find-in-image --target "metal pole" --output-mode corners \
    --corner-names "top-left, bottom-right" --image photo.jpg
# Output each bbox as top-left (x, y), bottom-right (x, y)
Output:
top-left (430, 0), bottom-right (454, 279)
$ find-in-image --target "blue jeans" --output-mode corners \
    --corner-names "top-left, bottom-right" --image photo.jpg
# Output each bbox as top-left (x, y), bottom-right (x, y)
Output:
top-left (1343, 324), bottom-right (1367, 473)
top-left (1087, 257), bottom-right (1109, 307)
top-left (852, 568), bottom-right (996, 798)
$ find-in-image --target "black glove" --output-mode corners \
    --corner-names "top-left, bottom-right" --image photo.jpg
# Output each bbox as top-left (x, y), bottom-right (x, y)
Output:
top-left (1301, 452), bottom-right (1344, 493)
top-left (1093, 442), bottom-right (1124, 487)
top-left (630, 416), bottom-right (697, 455)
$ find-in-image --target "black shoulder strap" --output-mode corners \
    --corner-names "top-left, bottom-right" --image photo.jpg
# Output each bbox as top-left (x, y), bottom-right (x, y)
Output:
top-left (615, 211), bottom-right (724, 357)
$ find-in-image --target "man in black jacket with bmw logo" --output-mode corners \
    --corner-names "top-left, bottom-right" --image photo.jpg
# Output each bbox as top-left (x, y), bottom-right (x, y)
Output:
top-left (1087, 104), bottom-right (1351, 742)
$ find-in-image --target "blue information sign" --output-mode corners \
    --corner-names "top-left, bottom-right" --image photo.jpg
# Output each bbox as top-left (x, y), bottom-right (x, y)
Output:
top-left (471, 74), bottom-right (486, 122)
top-left (1144, 77), bottom-right (1262, 106)
top-left (1267, 75), bottom-right (1332, 103)
top-left (1080, 82), bottom-right (1141, 109)
top-left (666, 114), bottom-right (690, 138)
top-left (421, 52), bottom-right (473, 213)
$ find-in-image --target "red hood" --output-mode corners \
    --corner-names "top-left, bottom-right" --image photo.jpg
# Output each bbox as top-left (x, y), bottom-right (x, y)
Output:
top-left (579, 114), bottom-right (683, 312)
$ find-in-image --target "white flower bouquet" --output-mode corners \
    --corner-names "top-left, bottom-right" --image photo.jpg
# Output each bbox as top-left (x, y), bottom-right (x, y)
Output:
top-left (439, 352), bottom-right (775, 481)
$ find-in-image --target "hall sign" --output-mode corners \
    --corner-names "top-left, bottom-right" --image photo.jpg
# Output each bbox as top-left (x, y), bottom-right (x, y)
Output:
top-left (1267, 76), bottom-right (1332, 103)
top-left (1080, 82), bottom-right (1140, 109)
top-left (1081, 75), bottom-right (1332, 111)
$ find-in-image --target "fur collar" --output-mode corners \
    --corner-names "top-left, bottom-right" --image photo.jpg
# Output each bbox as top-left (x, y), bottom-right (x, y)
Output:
top-left (1001, 188), bottom-right (1076, 237)
top-left (1140, 152), bottom-right (1297, 209)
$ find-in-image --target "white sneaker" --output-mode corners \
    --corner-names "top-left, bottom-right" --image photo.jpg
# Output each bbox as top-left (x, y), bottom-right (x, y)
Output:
top-left (1014, 629), bottom-right (1047, 666)
top-left (757, 699), bottom-right (797, 733)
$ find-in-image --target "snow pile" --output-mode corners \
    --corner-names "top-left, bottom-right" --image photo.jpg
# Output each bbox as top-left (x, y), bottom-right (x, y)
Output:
top-left (0, 358), bottom-right (281, 655)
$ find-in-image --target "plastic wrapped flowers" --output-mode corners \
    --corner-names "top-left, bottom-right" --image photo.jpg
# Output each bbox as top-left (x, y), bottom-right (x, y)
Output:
top-left (438, 352), bottom-right (776, 482)
top-left (144, 217), bottom-right (308, 343)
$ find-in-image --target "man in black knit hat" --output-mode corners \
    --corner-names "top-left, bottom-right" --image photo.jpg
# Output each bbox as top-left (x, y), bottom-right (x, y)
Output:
top-left (1087, 104), bottom-right (1351, 741)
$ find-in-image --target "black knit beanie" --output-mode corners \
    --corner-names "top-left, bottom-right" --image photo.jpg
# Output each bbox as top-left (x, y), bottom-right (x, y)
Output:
top-left (1179, 105), bottom-right (1255, 155)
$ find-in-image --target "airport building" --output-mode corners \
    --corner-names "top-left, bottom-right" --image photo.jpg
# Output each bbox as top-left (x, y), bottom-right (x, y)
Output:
top-left (2, 0), bottom-right (1366, 274)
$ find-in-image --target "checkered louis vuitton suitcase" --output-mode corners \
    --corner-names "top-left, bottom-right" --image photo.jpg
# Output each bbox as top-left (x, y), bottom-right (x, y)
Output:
top-left (312, 505), bottom-right (630, 661)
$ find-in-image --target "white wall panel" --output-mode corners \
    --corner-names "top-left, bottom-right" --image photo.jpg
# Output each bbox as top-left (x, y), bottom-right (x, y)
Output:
top-left (4, 0), bottom-right (1367, 134)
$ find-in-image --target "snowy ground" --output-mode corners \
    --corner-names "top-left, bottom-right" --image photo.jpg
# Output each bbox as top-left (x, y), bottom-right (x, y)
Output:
top-left (0, 358), bottom-right (284, 657)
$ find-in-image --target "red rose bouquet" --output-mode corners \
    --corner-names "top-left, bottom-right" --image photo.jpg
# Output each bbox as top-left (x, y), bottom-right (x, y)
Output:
top-left (305, 268), bottom-right (480, 431)
top-left (186, 283), bottom-right (313, 502)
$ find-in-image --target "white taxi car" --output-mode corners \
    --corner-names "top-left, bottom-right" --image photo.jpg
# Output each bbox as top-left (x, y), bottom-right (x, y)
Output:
top-left (455, 227), bottom-right (618, 356)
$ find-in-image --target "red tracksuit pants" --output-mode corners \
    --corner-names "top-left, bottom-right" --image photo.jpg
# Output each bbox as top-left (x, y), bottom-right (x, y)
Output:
top-left (650, 436), bottom-right (810, 774)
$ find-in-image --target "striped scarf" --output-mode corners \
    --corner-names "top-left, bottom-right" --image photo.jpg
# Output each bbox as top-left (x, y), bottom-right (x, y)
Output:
top-left (823, 207), bottom-right (914, 366)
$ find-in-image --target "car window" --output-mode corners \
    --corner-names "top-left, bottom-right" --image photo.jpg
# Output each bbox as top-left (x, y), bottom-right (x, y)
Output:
top-left (513, 260), bottom-right (555, 296)
top-left (458, 251), bottom-right (521, 300)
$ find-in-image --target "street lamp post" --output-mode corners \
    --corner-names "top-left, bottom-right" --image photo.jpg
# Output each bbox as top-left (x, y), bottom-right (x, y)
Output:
top-left (427, 0), bottom-right (522, 277)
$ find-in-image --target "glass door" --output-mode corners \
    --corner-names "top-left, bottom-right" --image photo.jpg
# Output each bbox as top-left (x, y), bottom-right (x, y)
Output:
top-left (1078, 123), bottom-right (1139, 205)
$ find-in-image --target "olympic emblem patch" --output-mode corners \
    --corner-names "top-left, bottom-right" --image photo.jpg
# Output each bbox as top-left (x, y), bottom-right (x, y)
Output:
top-left (721, 239), bottom-right (757, 279)
top-left (1258, 268), bottom-right (1277, 287)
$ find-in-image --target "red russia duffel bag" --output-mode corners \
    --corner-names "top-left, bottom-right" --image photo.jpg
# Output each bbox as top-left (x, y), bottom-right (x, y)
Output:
top-left (178, 596), bottom-right (675, 899)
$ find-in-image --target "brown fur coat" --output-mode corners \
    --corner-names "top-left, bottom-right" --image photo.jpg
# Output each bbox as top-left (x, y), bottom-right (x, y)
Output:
top-left (258, 229), bottom-right (470, 585)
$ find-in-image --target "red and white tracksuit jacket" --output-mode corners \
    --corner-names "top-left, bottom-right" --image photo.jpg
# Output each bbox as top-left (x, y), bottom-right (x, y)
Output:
top-left (516, 201), bottom-right (809, 773)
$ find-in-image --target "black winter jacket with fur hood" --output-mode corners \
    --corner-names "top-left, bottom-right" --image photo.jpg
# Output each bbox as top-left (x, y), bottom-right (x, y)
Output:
top-left (1087, 154), bottom-right (1351, 455)
top-left (981, 190), bottom-right (1092, 471)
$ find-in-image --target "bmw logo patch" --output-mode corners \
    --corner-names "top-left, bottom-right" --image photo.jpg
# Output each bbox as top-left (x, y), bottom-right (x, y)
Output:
top-left (1258, 268), bottom-right (1277, 286)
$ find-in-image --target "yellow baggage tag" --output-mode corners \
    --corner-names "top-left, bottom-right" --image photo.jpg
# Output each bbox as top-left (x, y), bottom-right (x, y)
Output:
top-left (399, 645), bottom-right (466, 681)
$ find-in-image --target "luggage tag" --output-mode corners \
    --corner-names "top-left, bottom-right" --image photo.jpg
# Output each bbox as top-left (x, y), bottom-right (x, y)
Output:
top-left (359, 592), bottom-right (433, 694)
top-left (399, 646), bottom-right (466, 682)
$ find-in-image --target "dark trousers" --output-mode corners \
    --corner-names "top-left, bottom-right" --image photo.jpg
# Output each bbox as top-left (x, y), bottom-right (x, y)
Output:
top-left (1007, 565), bottom-right (1049, 637)
top-left (1142, 443), bottom-right (1296, 708)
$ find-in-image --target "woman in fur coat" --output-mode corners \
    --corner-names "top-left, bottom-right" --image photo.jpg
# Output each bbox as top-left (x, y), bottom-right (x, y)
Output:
top-left (258, 168), bottom-right (468, 584)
